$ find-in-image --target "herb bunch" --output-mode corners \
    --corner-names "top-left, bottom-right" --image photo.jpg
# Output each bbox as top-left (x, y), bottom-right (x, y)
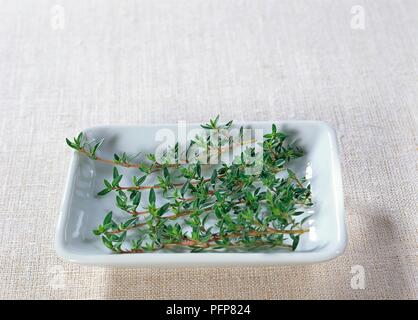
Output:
top-left (66, 117), bottom-right (313, 253)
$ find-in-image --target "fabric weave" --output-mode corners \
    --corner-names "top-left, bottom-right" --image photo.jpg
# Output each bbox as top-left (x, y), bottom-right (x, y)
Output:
top-left (0, 0), bottom-right (416, 299)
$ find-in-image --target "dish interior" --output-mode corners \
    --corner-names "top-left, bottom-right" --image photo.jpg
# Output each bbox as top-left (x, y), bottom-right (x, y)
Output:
top-left (59, 121), bottom-right (342, 257)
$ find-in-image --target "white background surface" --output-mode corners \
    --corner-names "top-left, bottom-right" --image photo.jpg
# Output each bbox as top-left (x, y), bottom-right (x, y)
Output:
top-left (0, 0), bottom-right (416, 299)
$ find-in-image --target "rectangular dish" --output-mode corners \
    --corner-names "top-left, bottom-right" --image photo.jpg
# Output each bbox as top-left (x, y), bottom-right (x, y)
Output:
top-left (55, 120), bottom-right (346, 266)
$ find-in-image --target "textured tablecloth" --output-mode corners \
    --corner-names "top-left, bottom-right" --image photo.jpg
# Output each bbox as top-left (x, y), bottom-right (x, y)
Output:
top-left (0, 0), bottom-right (416, 299)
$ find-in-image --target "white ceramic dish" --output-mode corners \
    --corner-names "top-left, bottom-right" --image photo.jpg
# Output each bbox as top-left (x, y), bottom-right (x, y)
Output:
top-left (55, 121), bottom-right (346, 267)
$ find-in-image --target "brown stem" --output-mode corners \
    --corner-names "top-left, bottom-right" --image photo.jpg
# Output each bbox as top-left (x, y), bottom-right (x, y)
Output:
top-left (126, 192), bottom-right (216, 216)
top-left (79, 149), bottom-right (147, 169)
top-left (120, 239), bottom-right (293, 254)
top-left (79, 139), bottom-right (256, 170)
top-left (114, 177), bottom-right (216, 191)
top-left (210, 228), bottom-right (308, 242)
top-left (108, 208), bottom-right (208, 234)
top-left (128, 210), bottom-right (149, 215)
top-left (288, 175), bottom-right (305, 188)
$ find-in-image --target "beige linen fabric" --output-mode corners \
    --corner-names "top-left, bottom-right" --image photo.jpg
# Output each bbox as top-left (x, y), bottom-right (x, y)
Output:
top-left (0, 0), bottom-right (417, 299)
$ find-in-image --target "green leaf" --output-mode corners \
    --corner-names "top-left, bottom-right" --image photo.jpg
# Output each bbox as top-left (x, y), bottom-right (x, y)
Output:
top-left (109, 234), bottom-right (119, 241)
top-left (147, 153), bottom-right (156, 162)
top-left (278, 132), bottom-right (287, 141)
top-left (214, 207), bottom-right (223, 219)
top-left (122, 218), bottom-right (137, 229)
top-left (103, 211), bottom-right (113, 225)
top-left (112, 174), bottom-right (123, 187)
top-left (104, 179), bottom-right (112, 189)
top-left (196, 163), bottom-right (201, 177)
top-left (132, 192), bottom-right (141, 206)
top-left (300, 215), bottom-right (312, 226)
top-left (292, 211), bottom-right (304, 216)
top-left (91, 139), bottom-right (103, 156)
top-left (136, 175), bottom-right (147, 186)
top-left (113, 167), bottom-right (119, 179)
top-left (202, 213), bottom-right (210, 226)
top-left (101, 236), bottom-right (114, 250)
top-left (163, 167), bottom-right (169, 179)
top-left (192, 230), bottom-right (199, 241)
top-left (65, 138), bottom-right (75, 149)
top-left (103, 223), bottom-right (113, 230)
top-left (116, 195), bottom-right (125, 208)
top-left (180, 181), bottom-right (189, 197)
top-left (210, 169), bottom-right (217, 185)
top-left (76, 132), bottom-right (83, 144)
top-left (118, 190), bottom-right (127, 201)
top-left (130, 190), bottom-right (138, 200)
top-left (224, 120), bottom-right (233, 128)
top-left (149, 188), bottom-right (156, 205)
top-left (275, 159), bottom-right (286, 167)
top-left (292, 235), bottom-right (300, 251)
top-left (97, 188), bottom-right (111, 196)
top-left (245, 191), bottom-right (254, 202)
top-left (118, 231), bottom-right (127, 243)
top-left (157, 203), bottom-right (170, 216)
top-left (132, 176), bottom-right (138, 186)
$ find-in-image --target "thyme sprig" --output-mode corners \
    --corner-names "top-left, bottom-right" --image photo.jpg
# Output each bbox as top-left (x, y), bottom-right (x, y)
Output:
top-left (66, 117), bottom-right (313, 253)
